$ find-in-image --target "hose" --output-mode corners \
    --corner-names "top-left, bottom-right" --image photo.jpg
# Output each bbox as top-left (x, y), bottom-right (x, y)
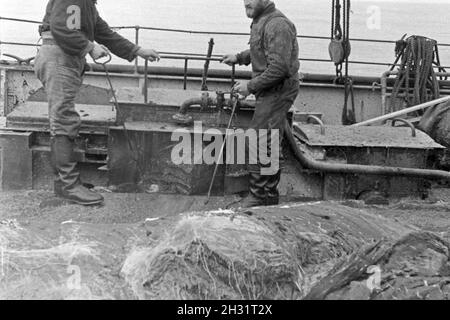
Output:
top-left (284, 119), bottom-right (450, 181)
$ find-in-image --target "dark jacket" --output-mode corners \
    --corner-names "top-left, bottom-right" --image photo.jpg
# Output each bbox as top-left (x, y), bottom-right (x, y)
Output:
top-left (236, 2), bottom-right (300, 95)
top-left (41, 0), bottom-right (139, 61)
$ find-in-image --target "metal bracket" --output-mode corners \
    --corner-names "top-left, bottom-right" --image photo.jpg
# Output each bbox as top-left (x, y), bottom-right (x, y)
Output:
top-left (144, 58), bottom-right (149, 104)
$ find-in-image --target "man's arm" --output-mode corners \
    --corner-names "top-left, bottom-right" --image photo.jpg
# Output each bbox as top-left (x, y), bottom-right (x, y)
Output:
top-left (221, 50), bottom-right (251, 66)
top-left (247, 19), bottom-right (296, 94)
top-left (94, 17), bottom-right (140, 62)
top-left (236, 49), bottom-right (251, 66)
top-left (49, 0), bottom-right (94, 56)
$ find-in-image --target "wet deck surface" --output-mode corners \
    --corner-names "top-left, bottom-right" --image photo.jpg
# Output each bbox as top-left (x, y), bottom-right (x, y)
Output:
top-left (0, 191), bottom-right (241, 225)
top-left (0, 189), bottom-right (448, 241)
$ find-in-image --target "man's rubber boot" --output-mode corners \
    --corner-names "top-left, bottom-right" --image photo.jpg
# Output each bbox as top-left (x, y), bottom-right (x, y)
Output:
top-left (237, 172), bottom-right (267, 208)
top-left (265, 170), bottom-right (281, 206)
top-left (52, 135), bottom-right (104, 206)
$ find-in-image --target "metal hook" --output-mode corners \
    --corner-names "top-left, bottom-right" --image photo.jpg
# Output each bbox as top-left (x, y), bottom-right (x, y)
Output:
top-left (391, 118), bottom-right (417, 137)
top-left (307, 115), bottom-right (326, 135)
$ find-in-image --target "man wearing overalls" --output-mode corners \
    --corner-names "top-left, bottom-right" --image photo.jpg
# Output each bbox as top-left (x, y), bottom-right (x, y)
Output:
top-left (223, 0), bottom-right (300, 208)
top-left (35, 0), bottom-right (160, 206)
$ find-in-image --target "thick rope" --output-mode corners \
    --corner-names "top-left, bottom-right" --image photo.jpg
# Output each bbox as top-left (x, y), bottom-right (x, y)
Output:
top-left (390, 36), bottom-right (441, 113)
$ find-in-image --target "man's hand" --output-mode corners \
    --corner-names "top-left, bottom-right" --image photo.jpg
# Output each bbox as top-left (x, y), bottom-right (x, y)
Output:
top-left (89, 44), bottom-right (109, 60)
top-left (221, 54), bottom-right (238, 66)
top-left (136, 48), bottom-right (161, 62)
top-left (232, 80), bottom-right (250, 97)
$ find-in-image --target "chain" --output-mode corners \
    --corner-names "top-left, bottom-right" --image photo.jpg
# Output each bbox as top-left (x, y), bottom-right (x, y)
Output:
top-left (344, 0), bottom-right (350, 79)
top-left (335, 64), bottom-right (343, 81)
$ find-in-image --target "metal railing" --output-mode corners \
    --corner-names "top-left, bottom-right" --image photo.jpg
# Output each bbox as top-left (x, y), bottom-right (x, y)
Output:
top-left (1, 15), bottom-right (450, 76)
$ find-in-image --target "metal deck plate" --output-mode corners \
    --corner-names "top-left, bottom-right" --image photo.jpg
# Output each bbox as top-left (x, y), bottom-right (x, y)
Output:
top-left (5, 101), bottom-right (116, 133)
top-left (112, 121), bottom-right (227, 134)
top-left (297, 124), bottom-right (444, 149)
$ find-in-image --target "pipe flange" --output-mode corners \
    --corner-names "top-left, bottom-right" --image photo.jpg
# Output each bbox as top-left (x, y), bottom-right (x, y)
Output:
top-left (173, 113), bottom-right (194, 126)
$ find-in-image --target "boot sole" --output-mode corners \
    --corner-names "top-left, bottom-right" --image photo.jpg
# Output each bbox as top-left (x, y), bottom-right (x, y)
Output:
top-left (68, 199), bottom-right (104, 206)
top-left (55, 190), bottom-right (104, 206)
top-left (55, 195), bottom-right (104, 206)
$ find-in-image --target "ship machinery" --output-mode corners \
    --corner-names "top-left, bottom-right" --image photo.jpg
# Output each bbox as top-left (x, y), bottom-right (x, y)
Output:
top-left (1, 1), bottom-right (450, 301)
top-left (0, 1), bottom-right (450, 205)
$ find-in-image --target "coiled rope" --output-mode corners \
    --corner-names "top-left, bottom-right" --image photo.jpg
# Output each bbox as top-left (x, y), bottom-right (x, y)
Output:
top-left (390, 36), bottom-right (442, 113)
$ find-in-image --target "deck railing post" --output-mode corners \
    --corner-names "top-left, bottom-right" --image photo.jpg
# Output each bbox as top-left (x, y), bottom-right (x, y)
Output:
top-left (134, 26), bottom-right (140, 74)
top-left (184, 58), bottom-right (189, 90)
top-left (231, 64), bottom-right (236, 88)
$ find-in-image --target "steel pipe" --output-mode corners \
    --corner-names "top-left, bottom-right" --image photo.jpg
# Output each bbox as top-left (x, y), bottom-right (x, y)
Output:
top-left (352, 95), bottom-right (450, 127)
top-left (173, 94), bottom-right (216, 125)
top-left (178, 97), bottom-right (212, 115)
top-left (144, 58), bottom-right (149, 103)
top-left (380, 70), bottom-right (398, 114)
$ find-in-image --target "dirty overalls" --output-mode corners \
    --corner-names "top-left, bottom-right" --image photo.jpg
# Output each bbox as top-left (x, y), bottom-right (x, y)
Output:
top-left (237, 5), bottom-right (300, 206)
top-left (34, 32), bottom-right (103, 205)
top-left (35, 32), bottom-right (86, 139)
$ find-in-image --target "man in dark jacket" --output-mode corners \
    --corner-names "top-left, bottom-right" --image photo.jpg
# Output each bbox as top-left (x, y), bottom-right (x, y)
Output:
top-left (222, 0), bottom-right (300, 207)
top-left (35, 0), bottom-right (160, 206)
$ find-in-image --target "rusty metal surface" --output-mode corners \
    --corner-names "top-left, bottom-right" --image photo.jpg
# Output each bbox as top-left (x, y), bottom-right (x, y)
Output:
top-left (297, 124), bottom-right (444, 149)
top-left (325, 147), bottom-right (428, 168)
top-left (1, 65), bottom-right (387, 126)
top-left (116, 121), bottom-right (227, 134)
top-left (28, 84), bottom-right (113, 106)
top-left (319, 147), bottom-right (430, 200)
top-left (115, 89), bottom-right (254, 128)
top-left (117, 87), bottom-right (217, 106)
top-left (31, 150), bottom-right (108, 191)
top-left (108, 125), bottom-right (225, 195)
top-left (5, 101), bottom-right (116, 133)
top-left (0, 131), bottom-right (33, 190)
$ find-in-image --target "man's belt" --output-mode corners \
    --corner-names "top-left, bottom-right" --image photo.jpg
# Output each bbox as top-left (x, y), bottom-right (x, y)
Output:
top-left (42, 38), bottom-right (57, 46)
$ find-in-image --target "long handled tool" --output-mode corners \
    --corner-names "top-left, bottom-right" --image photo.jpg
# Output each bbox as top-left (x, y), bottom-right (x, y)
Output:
top-left (94, 52), bottom-right (144, 181)
top-left (205, 93), bottom-right (239, 205)
top-left (94, 52), bottom-right (117, 112)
